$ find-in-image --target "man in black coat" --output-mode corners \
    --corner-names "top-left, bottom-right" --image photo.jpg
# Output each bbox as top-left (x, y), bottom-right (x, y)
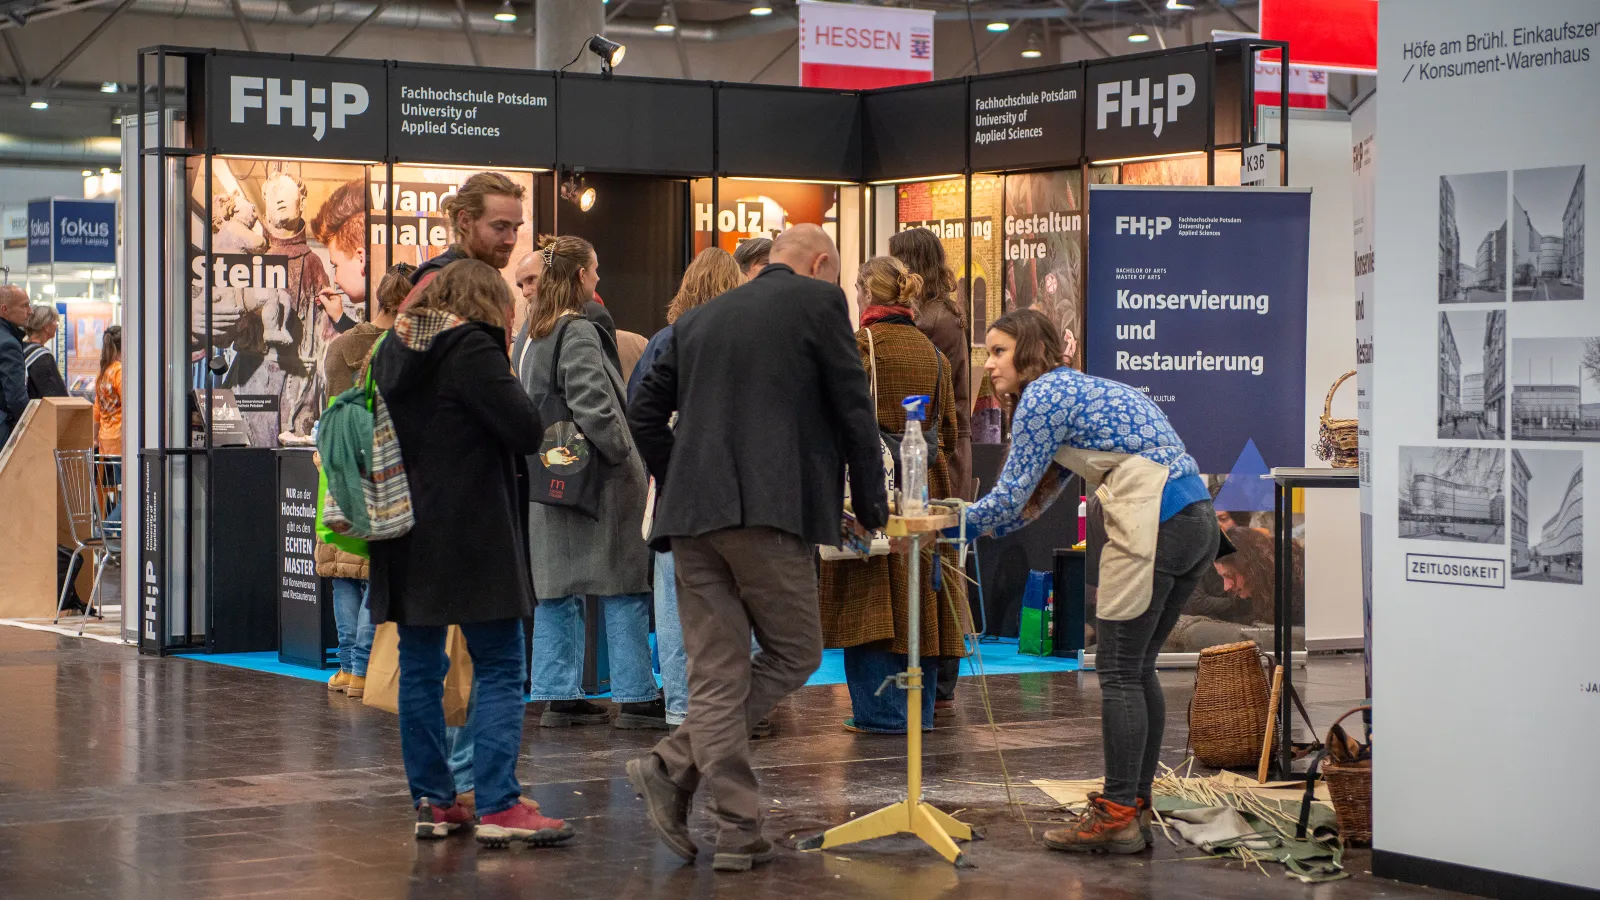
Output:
top-left (625, 224), bottom-right (888, 871)
top-left (0, 285), bottom-right (32, 448)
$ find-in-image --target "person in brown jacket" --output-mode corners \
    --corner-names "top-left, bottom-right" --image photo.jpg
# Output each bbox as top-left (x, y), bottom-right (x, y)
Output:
top-left (316, 265), bottom-right (413, 698)
top-left (890, 227), bottom-right (974, 714)
top-left (819, 256), bottom-right (968, 733)
top-left (889, 227), bottom-right (972, 500)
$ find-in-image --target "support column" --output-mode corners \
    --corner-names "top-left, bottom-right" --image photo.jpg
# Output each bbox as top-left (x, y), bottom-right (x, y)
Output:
top-left (536, 0), bottom-right (606, 72)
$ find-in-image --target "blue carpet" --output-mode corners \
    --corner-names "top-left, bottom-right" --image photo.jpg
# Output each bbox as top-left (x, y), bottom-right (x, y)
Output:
top-left (177, 639), bottom-right (1078, 689)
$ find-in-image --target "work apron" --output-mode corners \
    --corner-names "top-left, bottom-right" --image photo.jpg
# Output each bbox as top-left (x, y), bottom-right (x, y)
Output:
top-left (1053, 447), bottom-right (1171, 622)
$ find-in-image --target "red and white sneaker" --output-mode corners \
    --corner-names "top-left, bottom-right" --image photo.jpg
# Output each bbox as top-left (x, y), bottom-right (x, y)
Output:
top-left (476, 801), bottom-right (576, 849)
top-left (415, 798), bottom-right (474, 840)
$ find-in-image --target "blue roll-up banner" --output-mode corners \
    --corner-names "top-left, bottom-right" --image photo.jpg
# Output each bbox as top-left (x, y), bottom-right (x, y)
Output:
top-left (26, 200), bottom-right (51, 266)
top-left (1085, 185), bottom-right (1310, 478)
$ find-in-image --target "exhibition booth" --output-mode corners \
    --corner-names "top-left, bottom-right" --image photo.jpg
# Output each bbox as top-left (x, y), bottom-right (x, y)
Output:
top-left (106, 40), bottom-right (1308, 668)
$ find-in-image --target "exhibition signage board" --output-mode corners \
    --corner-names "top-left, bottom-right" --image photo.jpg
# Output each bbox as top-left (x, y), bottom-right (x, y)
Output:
top-left (26, 198), bottom-right (116, 266)
top-left (1372, 0), bottom-right (1597, 893)
top-left (863, 80), bottom-right (967, 182)
top-left (1085, 50), bottom-right (1211, 162)
top-left (1259, 0), bottom-right (1378, 73)
top-left (1254, 61), bottom-right (1329, 110)
top-left (797, 0), bottom-right (934, 90)
top-left (969, 66), bottom-right (1086, 173)
top-left (389, 64), bottom-right (555, 167)
top-left (717, 86), bottom-right (862, 181)
top-left (557, 75), bottom-right (713, 176)
top-left (276, 449), bottom-right (328, 668)
top-left (207, 53), bottom-right (387, 160)
top-left (1085, 185), bottom-right (1310, 475)
top-left (1351, 93), bottom-right (1375, 701)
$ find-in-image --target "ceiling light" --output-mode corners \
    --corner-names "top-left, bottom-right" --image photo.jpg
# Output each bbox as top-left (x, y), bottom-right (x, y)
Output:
top-left (749, 2), bottom-right (772, 14)
top-left (30, 100), bottom-right (48, 110)
top-left (587, 34), bottom-right (626, 72)
top-left (100, 81), bottom-right (119, 93)
top-left (654, 5), bottom-right (676, 32)
top-left (1128, 24), bottom-right (1151, 43)
top-left (99, 167), bottom-right (111, 175)
top-left (81, 170), bottom-right (93, 177)
top-left (986, 20), bottom-right (1010, 32)
top-left (1166, 0), bottom-right (1194, 8)
top-left (1021, 31), bottom-right (1043, 58)
top-left (494, 0), bottom-right (516, 21)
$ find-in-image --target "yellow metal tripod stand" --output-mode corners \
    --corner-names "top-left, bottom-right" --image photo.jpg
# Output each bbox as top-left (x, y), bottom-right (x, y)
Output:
top-left (797, 512), bottom-right (976, 867)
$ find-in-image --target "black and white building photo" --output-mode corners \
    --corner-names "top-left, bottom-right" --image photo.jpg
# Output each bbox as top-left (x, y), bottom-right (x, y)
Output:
top-left (1439, 171), bottom-right (1508, 304)
top-left (1510, 450), bottom-right (1583, 584)
top-left (1438, 309), bottom-right (1506, 439)
top-left (1511, 337), bottom-right (1600, 441)
top-left (1512, 165), bottom-right (1584, 302)
top-left (1399, 446), bottom-right (1506, 544)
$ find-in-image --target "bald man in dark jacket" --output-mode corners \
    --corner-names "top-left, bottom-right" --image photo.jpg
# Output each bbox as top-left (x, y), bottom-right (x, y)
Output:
top-left (624, 224), bottom-right (887, 871)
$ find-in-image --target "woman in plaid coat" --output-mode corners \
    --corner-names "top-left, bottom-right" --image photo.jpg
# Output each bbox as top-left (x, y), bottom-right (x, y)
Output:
top-left (818, 256), bottom-right (969, 734)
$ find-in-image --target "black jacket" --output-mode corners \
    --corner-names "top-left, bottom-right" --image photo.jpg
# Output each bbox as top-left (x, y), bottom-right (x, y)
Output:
top-left (628, 263), bottom-right (888, 551)
top-left (367, 320), bottom-right (543, 627)
top-left (0, 319), bottom-right (28, 447)
top-left (23, 342), bottom-right (69, 400)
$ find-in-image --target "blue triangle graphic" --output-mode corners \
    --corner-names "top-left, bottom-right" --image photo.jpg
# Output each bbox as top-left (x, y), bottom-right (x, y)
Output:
top-left (1211, 438), bottom-right (1274, 513)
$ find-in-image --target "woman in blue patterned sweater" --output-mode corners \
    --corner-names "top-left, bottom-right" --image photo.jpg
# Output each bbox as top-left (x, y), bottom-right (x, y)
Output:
top-left (966, 309), bottom-right (1218, 855)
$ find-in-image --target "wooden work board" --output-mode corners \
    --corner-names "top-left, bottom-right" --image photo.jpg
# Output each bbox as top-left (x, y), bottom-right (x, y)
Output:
top-left (0, 398), bottom-right (96, 618)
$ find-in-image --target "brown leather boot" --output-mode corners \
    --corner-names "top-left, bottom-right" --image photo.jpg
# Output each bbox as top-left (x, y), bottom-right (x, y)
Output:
top-left (1042, 794), bottom-right (1146, 854)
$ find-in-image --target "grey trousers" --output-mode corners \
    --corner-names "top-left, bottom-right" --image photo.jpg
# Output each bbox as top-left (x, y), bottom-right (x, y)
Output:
top-left (652, 527), bottom-right (822, 847)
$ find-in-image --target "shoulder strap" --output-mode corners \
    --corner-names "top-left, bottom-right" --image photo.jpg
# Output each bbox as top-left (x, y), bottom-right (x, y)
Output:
top-left (548, 315), bottom-right (575, 386)
top-left (24, 344), bottom-right (48, 369)
top-left (363, 332), bottom-right (386, 411)
top-left (865, 326), bottom-right (880, 412)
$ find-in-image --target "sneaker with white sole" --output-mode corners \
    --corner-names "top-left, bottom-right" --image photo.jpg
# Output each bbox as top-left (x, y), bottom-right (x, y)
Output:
top-left (475, 801), bottom-right (576, 848)
top-left (415, 798), bottom-right (474, 840)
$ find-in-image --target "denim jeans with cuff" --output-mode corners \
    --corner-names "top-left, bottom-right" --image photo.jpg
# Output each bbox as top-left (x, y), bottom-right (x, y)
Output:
top-left (331, 577), bottom-right (375, 676)
top-left (529, 593), bottom-right (657, 703)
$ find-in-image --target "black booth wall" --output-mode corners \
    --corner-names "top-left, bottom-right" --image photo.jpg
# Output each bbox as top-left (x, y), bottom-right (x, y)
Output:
top-left (556, 174), bottom-right (688, 339)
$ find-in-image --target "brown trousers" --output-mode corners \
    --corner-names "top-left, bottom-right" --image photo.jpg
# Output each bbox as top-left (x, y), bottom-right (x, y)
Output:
top-left (652, 526), bottom-right (821, 846)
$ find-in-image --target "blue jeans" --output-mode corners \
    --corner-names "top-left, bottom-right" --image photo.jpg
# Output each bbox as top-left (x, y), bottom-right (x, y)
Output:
top-left (332, 578), bottom-right (375, 676)
top-left (398, 619), bottom-right (524, 816)
top-left (654, 553), bottom-right (690, 725)
top-left (446, 680), bottom-right (478, 795)
top-left (843, 644), bottom-right (937, 733)
top-left (530, 593), bottom-right (657, 703)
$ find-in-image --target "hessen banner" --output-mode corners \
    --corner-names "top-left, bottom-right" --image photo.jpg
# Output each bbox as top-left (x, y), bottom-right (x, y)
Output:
top-left (1255, 61), bottom-right (1330, 109)
top-left (1085, 186), bottom-right (1310, 475)
top-left (798, 0), bottom-right (933, 90)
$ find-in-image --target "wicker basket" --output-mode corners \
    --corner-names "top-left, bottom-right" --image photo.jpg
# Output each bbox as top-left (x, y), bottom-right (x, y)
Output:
top-left (1314, 370), bottom-right (1359, 468)
top-left (1321, 706), bottom-right (1373, 845)
top-left (1188, 641), bottom-right (1271, 768)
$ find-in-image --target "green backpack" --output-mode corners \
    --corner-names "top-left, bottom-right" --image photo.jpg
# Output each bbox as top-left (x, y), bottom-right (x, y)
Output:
top-left (316, 334), bottom-right (416, 542)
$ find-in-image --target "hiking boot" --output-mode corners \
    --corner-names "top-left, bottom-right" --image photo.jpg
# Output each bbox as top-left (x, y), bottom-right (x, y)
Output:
top-left (1135, 797), bottom-right (1153, 847)
top-left (934, 699), bottom-right (956, 718)
top-left (712, 837), bottom-right (779, 872)
top-left (344, 675), bottom-right (366, 699)
top-left (750, 718), bottom-right (775, 740)
top-left (476, 801), bottom-right (576, 848)
top-left (457, 791), bottom-right (541, 819)
top-left (414, 798), bottom-right (474, 840)
top-left (625, 755), bottom-right (697, 862)
top-left (541, 699), bottom-right (610, 727)
top-left (615, 697), bottom-right (670, 730)
top-left (1041, 795), bottom-right (1145, 854)
top-left (328, 670), bottom-right (351, 693)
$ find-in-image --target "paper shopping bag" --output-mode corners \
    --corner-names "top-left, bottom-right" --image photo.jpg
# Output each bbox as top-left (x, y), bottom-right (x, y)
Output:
top-left (362, 622), bottom-right (473, 727)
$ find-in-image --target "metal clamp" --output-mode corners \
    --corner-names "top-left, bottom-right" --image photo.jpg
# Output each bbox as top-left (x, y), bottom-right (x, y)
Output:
top-left (875, 673), bottom-right (910, 696)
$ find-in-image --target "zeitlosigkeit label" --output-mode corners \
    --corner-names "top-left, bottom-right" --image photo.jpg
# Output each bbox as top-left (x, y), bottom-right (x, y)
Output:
top-left (1405, 553), bottom-right (1506, 589)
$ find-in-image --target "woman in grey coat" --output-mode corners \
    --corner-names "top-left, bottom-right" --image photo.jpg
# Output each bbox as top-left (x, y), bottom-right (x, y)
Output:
top-left (514, 235), bottom-right (664, 730)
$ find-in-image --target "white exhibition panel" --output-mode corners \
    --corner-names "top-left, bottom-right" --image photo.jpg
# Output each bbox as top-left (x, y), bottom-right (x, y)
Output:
top-left (1290, 112), bottom-right (1363, 647)
top-left (1374, 0), bottom-right (1598, 890)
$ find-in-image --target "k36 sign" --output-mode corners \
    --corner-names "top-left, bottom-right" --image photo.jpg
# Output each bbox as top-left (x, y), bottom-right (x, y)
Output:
top-left (207, 54), bottom-right (387, 159)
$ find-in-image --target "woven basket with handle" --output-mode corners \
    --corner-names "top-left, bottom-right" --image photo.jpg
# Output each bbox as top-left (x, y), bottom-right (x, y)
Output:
top-left (1320, 706), bottom-right (1373, 845)
top-left (1188, 641), bottom-right (1270, 768)
top-left (1314, 370), bottom-right (1359, 468)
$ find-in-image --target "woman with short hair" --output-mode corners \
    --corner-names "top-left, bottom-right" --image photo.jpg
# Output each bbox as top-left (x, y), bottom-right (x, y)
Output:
top-left (21, 305), bottom-right (68, 399)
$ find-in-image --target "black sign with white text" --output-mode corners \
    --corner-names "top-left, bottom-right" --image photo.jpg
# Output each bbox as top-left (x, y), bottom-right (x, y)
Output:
top-left (137, 452), bottom-right (165, 655)
top-left (206, 53), bottom-right (387, 159)
top-left (276, 449), bottom-right (329, 668)
top-left (970, 66), bottom-right (1085, 172)
top-left (389, 64), bottom-right (555, 166)
top-left (1084, 50), bottom-right (1209, 161)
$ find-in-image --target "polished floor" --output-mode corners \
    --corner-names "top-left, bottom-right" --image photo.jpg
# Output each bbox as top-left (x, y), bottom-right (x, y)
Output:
top-left (0, 627), bottom-right (1458, 900)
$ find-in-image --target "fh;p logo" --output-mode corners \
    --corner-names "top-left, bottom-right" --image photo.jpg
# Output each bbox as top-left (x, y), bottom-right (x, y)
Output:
top-left (230, 76), bottom-right (369, 142)
top-left (1095, 74), bottom-right (1196, 138)
top-left (1115, 216), bottom-right (1171, 239)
